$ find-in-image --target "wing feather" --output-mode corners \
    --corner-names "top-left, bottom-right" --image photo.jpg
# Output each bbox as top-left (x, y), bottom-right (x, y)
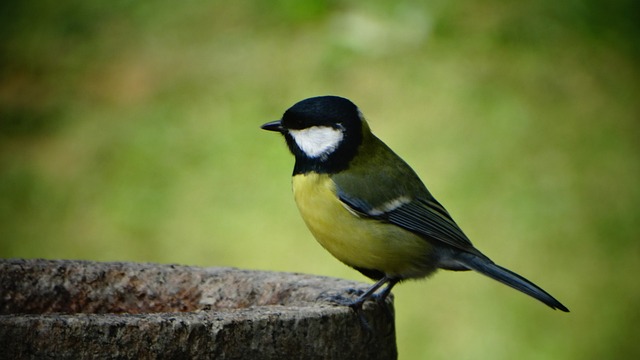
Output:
top-left (331, 134), bottom-right (479, 255)
top-left (338, 189), bottom-right (478, 254)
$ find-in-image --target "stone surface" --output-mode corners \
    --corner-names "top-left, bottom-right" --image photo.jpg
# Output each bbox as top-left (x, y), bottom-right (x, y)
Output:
top-left (0, 259), bottom-right (397, 359)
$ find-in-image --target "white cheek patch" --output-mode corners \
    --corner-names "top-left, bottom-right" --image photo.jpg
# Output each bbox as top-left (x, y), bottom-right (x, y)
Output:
top-left (289, 126), bottom-right (344, 159)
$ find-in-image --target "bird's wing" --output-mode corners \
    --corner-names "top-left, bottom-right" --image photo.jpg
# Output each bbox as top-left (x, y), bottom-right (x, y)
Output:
top-left (331, 134), bottom-right (479, 254)
top-left (386, 197), bottom-right (475, 250)
top-left (331, 142), bottom-right (480, 254)
top-left (337, 187), bottom-right (476, 253)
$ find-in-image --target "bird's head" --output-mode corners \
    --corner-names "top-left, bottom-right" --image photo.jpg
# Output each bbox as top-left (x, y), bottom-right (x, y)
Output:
top-left (262, 96), bottom-right (366, 174)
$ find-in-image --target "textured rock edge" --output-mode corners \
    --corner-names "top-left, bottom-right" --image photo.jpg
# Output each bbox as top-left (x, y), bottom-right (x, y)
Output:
top-left (0, 258), bottom-right (397, 359)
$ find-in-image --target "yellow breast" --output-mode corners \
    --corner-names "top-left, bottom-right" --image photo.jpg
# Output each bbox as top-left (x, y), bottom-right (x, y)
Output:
top-left (292, 172), bottom-right (432, 277)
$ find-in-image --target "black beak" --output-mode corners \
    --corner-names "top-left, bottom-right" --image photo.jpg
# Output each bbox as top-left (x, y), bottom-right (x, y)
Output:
top-left (261, 120), bottom-right (285, 133)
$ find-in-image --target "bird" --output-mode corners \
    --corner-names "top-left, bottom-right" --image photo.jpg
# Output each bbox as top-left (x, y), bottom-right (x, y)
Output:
top-left (261, 95), bottom-right (569, 314)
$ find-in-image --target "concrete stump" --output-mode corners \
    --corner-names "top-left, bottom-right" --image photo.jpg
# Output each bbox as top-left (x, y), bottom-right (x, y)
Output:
top-left (0, 259), bottom-right (396, 359)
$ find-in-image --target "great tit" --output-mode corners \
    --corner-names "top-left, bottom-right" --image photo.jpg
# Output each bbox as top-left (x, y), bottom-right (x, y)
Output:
top-left (261, 95), bottom-right (569, 313)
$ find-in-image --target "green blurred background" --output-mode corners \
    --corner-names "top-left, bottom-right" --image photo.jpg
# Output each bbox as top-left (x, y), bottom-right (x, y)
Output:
top-left (2, 0), bottom-right (639, 358)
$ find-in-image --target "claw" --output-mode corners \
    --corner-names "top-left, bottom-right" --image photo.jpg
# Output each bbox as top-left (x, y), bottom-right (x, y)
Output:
top-left (317, 276), bottom-right (399, 330)
top-left (349, 301), bottom-right (373, 331)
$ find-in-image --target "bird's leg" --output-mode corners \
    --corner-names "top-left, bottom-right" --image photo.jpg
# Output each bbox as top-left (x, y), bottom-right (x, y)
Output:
top-left (372, 278), bottom-right (399, 320)
top-left (347, 276), bottom-right (390, 311)
top-left (346, 276), bottom-right (402, 330)
top-left (319, 276), bottom-right (397, 330)
top-left (373, 278), bottom-right (399, 304)
top-left (343, 276), bottom-right (389, 330)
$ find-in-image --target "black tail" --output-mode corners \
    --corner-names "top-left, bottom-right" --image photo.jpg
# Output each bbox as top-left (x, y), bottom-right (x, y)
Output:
top-left (457, 253), bottom-right (569, 312)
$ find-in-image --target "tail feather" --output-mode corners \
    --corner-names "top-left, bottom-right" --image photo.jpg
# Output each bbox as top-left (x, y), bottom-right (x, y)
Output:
top-left (458, 253), bottom-right (569, 312)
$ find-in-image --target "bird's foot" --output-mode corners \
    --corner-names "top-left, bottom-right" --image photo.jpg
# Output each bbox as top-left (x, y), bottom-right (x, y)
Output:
top-left (318, 287), bottom-right (366, 306)
top-left (317, 277), bottom-right (398, 331)
top-left (318, 288), bottom-right (373, 330)
top-left (371, 292), bottom-right (395, 320)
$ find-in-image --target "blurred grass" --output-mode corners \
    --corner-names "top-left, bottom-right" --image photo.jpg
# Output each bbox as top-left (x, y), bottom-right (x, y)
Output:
top-left (1, 0), bottom-right (639, 359)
